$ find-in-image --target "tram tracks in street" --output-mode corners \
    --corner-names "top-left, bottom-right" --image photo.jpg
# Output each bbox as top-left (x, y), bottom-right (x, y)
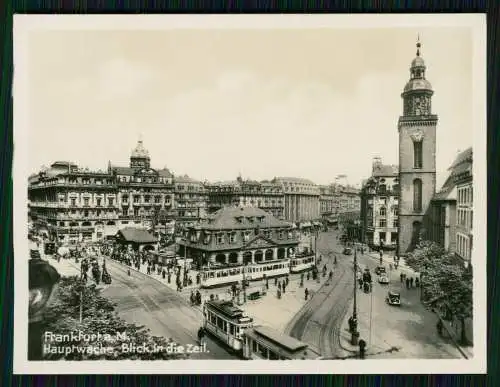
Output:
top-left (284, 265), bottom-right (349, 343)
top-left (285, 232), bottom-right (358, 358)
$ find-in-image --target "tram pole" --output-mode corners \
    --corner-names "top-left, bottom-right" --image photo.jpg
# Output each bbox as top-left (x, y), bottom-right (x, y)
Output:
top-left (243, 264), bottom-right (247, 304)
top-left (351, 241), bottom-right (359, 345)
top-left (184, 243), bottom-right (187, 287)
top-left (314, 227), bottom-right (318, 266)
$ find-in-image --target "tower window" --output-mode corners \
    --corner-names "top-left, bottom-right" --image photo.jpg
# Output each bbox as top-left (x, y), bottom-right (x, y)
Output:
top-left (413, 179), bottom-right (423, 212)
top-left (413, 141), bottom-right (423, 169)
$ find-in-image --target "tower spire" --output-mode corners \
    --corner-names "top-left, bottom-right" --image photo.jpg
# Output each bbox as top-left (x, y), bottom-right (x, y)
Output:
top-left (416, 34), bottom-right (421, 57)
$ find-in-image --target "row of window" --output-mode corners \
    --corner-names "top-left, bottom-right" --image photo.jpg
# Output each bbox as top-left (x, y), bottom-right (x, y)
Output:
top-left (208, 230), bottom-right (293, 245)
top-left (377, 219), bottom-right (398, 228)
top-left (64, 177), bottom-right (112, 185)
top-left (176, 184), bottom-right (205, 192)
top-left (365, 232), bottom-right (398, 244)
top-left (456, 233), bottom-right (472, 260)
top-left (249, 338), bottom-right (284, 360)
top-left (239, 199), bottom-right (283, 206)
top-left (458, 185), bottom-right (473, 206)
top-left (210, 187), bottom-right (283, 194)
top-left (116, 176), bottom-right (172, 184)
top-left (457, 208), bottom-right (473, 230)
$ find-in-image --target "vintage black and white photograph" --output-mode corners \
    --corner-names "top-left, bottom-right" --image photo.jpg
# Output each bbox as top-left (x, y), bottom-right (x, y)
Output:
top-left (14, 15), bottom-right (486, 374)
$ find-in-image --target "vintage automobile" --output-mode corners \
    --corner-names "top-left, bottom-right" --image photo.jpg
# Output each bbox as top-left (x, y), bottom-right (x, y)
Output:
top-left (385, 291), bottom-right (401, 306)
top-left (343, 247), bottom-right (352, 255)
top-left (44, 242), bottom-right (56, 255)
top-left (374, 266), bottom-right (386, 275)
top-left (378, 274), bottom-right (390, 284)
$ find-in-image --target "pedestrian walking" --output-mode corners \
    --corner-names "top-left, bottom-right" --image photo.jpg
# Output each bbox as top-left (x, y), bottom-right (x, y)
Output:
top-left (410, 277), bottom-right (414, 288)
top-left (406, 278), bottom-right (410, 289)
top-left (436, 319), bottom-right (443, 336)
top-left (400, 273), bottom-right (404, 283)
top-left (415, 277), bottom-right (420, 287)
top-left (304, 288), bottom-right (309, 301)
top-left (307, 272), bottom-right (310, 281)
top-left (274, 277), bottom-right (278, 286)
top-left (162, 269), bottom-right (166, 279)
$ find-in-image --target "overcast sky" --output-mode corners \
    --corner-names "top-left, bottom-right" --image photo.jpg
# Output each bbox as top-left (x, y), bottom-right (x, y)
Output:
top-left (22, 21), bottom-right (474, 188)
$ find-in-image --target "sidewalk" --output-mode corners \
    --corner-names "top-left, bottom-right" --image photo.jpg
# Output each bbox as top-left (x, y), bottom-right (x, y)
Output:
top-left (365, 251), bottom-right (416, 275)
top-left (337, 266), bottom-right (474, 359)
top-left (241, 273), bottom-right (331, 333)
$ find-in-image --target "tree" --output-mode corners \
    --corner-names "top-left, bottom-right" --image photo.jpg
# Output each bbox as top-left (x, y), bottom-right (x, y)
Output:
top-left (406, 241), bottom-right (473, 345)
top-left (39, 276), bottom-right (189, 360)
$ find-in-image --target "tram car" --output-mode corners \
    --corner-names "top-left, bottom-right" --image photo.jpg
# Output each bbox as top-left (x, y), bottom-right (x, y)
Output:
top-left (202, 300), bottom-right (254, 353)
top-left (242, 325), bottom-right (320, 360)
top-left (200, 259), bottom-right (290, 288)
top-left (290, 253), bottom-right (315, 273)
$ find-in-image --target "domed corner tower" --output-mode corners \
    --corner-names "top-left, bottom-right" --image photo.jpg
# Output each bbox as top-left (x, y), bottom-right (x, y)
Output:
top-left (130, 136), bottom-right (151, 170)
top-left (397, 38), bottom-right (438, 255)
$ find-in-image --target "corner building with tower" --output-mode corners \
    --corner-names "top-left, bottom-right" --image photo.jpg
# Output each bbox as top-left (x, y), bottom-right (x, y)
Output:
top-left (397, 40), bottom-right (438, 254)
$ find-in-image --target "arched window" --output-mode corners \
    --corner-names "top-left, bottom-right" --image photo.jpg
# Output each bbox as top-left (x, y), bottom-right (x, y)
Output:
top-left (413, 179), bottom-right (423, 212)
top-left (379, 207), bottom-right (386, 216)
top-left (413, 141), bottom-right (423, 169)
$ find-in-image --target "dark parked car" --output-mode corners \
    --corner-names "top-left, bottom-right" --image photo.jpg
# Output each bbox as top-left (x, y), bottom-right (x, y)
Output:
top-left (374, 266), bottom-right (386, 275)
top-left (343, 247), bottom-right (352, 255)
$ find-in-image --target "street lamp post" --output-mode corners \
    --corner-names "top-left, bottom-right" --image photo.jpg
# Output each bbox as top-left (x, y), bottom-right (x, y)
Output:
top-left (351, 243), bottom-right (359, 345)
top-left (314, 227), bottom-right (318, 266)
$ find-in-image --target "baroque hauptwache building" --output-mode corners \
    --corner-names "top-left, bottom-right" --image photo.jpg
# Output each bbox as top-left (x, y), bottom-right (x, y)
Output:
top-left (206, 176), bottom-right (285, 219)
top-left (397, 40), bottom-right (438, 254)
top-left (177, 206), bottom-right (299, 268)
top-left (360, 158), bottom-right (400, 249)
top-left (272, 177), bottom-right (320, 222)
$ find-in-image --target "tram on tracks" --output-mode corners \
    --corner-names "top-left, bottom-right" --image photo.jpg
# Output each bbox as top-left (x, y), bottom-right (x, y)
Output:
top-left (200, 259), bottom-right (290, 288)
top-left (289, 253), bottom-right (315, 273)
top-left (242, 325), bottom-right (320, 360)
top-left (202, 300), bottom-right (254, 353)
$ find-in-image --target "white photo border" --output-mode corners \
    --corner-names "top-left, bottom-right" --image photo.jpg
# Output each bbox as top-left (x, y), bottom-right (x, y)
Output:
top-left (12, 13), bottom-right (487, 374)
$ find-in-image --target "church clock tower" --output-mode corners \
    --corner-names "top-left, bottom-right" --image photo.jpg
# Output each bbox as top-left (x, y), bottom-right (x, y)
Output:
top-left (398, 39), bottom-right (438, 254)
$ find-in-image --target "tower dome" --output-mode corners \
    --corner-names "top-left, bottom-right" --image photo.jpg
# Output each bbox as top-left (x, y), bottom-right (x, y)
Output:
top-left (130, 137), bottom-right (151, 169)
top-left (402, 38), bottom-right (433, 96)
top-left (131, 140), bottom-right (150, 159)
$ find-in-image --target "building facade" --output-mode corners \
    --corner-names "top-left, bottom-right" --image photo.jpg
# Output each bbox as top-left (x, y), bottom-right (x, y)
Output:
top-left (453, 148), bottom-right (473, 267)
top-left (174, 175), bottom-right (209, 227)
top-left (206, 177), bottom-right (285, 219)
top-left (28, 140), bottom-right (177, 243)
top-left (272, 177), bottom-right (320, 222)
top-left (178, 206), bottom-right (299, 268)
top-left (428, 197), bottom-right (457, 254)
top-left (28, 161), bottom-right (119, 244)
top-left (109, 140), bottom-right (176, 232)
top-left (320, 184), bottom-right (361, 225)
top-left (398, 40), bottom-right (438, 254)
top-left (360, 158), bottom-right (399, 249)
